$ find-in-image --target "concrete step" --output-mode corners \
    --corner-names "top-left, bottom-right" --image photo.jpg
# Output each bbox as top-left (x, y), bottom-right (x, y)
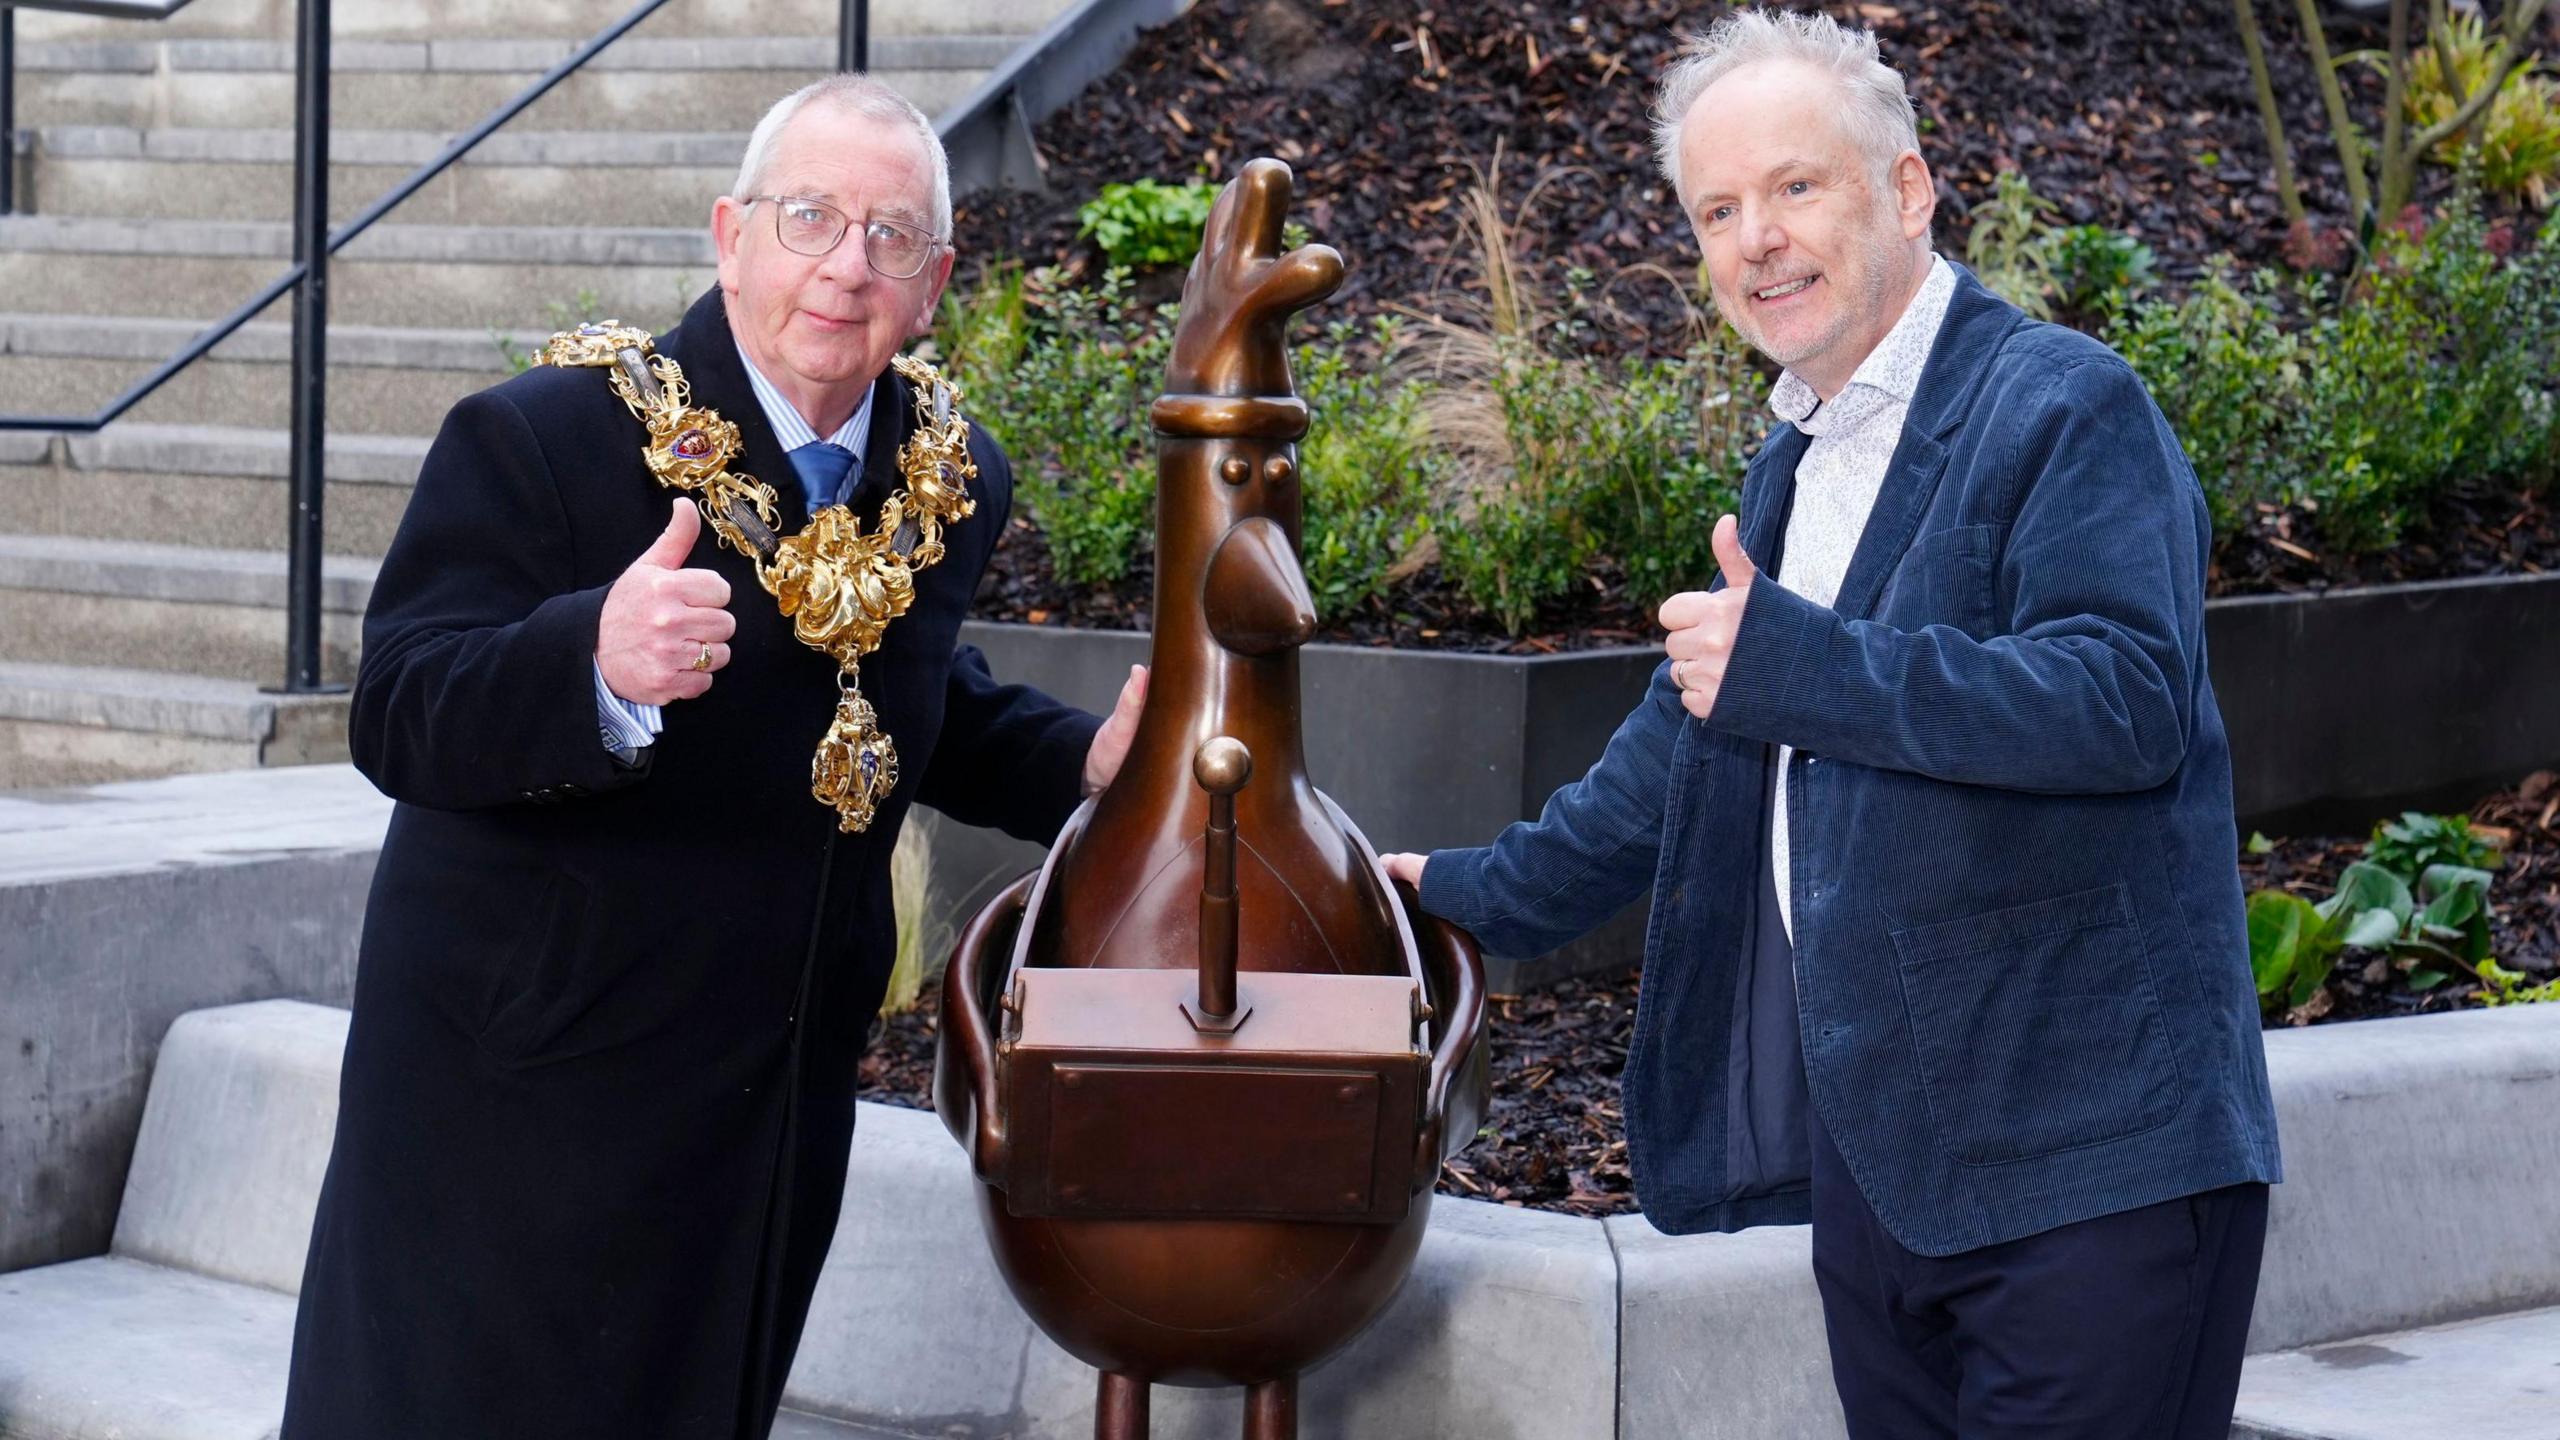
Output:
top-left (31, 124), bottom-right (743, 227)
top-left (0, 533), bottom-right (372, 685)
top-left (0, 212), bottom-right (718, 267)
top-left (2232, 1306), bottom-right (2560, 1440)
top-left (0, 422), bottom-right (424, 552)
top-left (13, 33), bottom-right (1019, 132)
top-left (1, 312), bottom-right (521, 436)
top-left (0, 660), bottom-right (351, 788)
top-left (0, 216), bottom-right (710, 329)
top-left (15, 0), bottom-right (1074, 44)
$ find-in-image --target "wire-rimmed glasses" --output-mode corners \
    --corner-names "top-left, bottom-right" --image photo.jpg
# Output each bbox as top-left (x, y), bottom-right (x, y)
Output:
top-left (744, 195), bottom-right (943, 279)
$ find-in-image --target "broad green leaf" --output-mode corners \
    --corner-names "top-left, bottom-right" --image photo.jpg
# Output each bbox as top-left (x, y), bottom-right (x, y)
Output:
top-left (2341, 908), bottom-right (2404, 949)
top-left (2288, 951), bottom-right (2336, 1009)
top-left (2247, 890), bottom-right (2314, 998)
top-left (2406, 968), bottom-right (2449, 991)
top-left (2419, 863), bottom-right (2495, 898)
top-left (2319, 862), bottom-right (2412, 928)
top-left (2417, 885), bottom-right (2478, 932)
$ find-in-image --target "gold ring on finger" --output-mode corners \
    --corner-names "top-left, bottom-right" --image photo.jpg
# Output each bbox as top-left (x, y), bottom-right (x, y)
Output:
top-left (691, 643), bottom-right (715, 673)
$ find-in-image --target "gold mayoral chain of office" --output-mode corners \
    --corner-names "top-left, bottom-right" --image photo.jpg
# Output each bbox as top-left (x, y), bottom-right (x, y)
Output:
top-left (533, 320), bottom-right (977, 835)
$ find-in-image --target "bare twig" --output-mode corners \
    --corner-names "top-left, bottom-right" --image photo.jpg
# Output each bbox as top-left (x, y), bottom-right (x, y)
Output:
top-left (2292, 0), bottom-right (2375, 218)
top-left (2231, 0), bottom-right (2308, 224)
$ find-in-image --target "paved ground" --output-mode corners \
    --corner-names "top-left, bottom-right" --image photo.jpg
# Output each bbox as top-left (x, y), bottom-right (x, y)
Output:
top-left (2232, 1304), bottom-right (2560, 1440)
top-left (0, 761), bottom-right (388, 886)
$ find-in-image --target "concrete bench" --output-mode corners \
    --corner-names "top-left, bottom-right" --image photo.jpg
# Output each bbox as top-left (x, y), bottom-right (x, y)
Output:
top-left (0, 1000), bottom-right (1623, 1440)
top-left (3, 997), bottom-right (2554, 1439)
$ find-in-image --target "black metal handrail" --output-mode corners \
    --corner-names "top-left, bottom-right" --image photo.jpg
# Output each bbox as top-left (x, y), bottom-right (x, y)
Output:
top-left (0, 0), bottom-right (874, 692)
top-left (2, 8), bottom-right (19, 216)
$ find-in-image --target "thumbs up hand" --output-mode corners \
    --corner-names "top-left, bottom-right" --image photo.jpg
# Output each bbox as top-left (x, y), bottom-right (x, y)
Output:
top-left (597, 499), bottom-right (736, 705)
top-left (1657, 514), bottom-right (1759, 721)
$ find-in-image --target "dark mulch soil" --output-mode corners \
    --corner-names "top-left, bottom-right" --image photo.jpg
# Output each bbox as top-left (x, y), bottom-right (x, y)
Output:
top-left (2210, 484), bottom-right (2560, 598)
top-left (861, 776), bottom-right (2560, 1215)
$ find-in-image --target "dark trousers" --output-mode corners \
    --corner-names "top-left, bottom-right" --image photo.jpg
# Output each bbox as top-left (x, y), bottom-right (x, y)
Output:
top-left (1809, 1108), bottom-right (2269, 1438)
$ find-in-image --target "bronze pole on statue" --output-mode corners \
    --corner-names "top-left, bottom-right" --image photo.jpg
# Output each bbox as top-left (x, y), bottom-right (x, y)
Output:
top-left (1193, 736), bottom-right (1252, 1023)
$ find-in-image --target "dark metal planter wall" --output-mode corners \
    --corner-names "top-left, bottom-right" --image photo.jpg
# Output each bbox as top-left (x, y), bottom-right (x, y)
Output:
top-left (938, 574), bottom-right (2560, 989)
top-left (2208, 571), bottom-right (2560, 836)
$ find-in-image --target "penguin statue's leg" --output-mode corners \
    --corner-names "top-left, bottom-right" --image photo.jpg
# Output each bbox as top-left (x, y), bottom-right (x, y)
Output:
top-left (1096, 1371), bottom-right (1150, 1440)
top-left (1242, 1376), bottom-right (1297, 1440)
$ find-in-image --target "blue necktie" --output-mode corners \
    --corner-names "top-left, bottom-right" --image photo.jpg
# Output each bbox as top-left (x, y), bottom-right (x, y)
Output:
top-left (788, 442), bottom-right (858, 513)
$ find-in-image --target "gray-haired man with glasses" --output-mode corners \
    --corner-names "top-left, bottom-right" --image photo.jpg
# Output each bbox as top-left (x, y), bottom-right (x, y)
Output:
top-left (281, 74), bottom-right (1148, 1440)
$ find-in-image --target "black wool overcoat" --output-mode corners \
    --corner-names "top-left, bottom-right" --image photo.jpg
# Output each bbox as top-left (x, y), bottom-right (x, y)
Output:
top-left (280, 286), bottom-right (1098, 1439)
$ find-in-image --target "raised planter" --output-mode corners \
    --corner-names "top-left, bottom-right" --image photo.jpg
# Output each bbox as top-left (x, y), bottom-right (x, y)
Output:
top-left (939, 572), bottom-right (2560, 983)
top-left (2207, 570), bottom-right (2560, 833)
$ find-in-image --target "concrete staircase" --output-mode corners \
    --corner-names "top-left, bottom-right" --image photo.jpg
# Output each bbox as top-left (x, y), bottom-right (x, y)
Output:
top-left (0, 0), bottom-right (1077, 788)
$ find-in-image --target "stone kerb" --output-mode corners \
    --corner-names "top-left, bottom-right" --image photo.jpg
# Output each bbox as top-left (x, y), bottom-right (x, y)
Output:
top-left (2247, 1003), bottom-right (2560, 1353)
top-left (784, 1103), bottom-right (1622, 1439)
top-left (1609, 1222), bottom-right (1844, 1440)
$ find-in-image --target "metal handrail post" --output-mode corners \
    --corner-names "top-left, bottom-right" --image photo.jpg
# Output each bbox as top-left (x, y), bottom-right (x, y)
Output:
top-left (3, 6), bottom-right (19, 214)
top-left (838, 0), bottom-right (866, 72)
top-left (281, 0), bottom-right (334, 693)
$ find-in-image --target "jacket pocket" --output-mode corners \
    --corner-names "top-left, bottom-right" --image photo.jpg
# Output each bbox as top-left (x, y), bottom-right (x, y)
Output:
top-left (472, 864), bottom-right (602, 1065)
top-left (1875, 523), bottom-right (1995, 638)
top-left (1889, 882), bottom-right (2186, 1166)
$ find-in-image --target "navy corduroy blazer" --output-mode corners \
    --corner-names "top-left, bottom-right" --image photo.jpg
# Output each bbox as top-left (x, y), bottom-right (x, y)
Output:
top-left (1421, 264), bottom-right (2282, 1256)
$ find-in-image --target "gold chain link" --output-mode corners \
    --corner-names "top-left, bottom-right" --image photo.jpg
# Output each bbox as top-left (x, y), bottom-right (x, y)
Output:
top-left (536, 321), bottom-right (978, 833)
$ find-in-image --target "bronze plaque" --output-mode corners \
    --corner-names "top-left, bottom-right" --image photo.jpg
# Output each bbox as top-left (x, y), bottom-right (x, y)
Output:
top-left (1048, 1064), bottom-right (1382, 1216)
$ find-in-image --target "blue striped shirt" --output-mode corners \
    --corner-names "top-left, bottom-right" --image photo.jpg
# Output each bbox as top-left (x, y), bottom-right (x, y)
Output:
top-left (593, 342), bottom-right (877, 757)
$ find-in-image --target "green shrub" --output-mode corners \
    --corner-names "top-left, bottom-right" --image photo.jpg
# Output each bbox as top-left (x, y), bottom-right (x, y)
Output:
top-left (936, 267), bottom-right (1168, 586)
top-left (2046, 223), bottom-right (2158, 316)
top-left (934, 269), bottom-right (1431, 615)
top-left (2111, 207), bottom-right (2560, 553)
top-left (931, 261), bottom-right (1032, 390)
top-left (1411, 241), bottom-right (1761, 634)
top-left (2104, 262), bottom-right (2305, 540)
top-left (2248, 806), bottom-right (2520, 1015)
top-left (1421, 335), bottom-right (1759, 634)
top-left (2287, 206), bottom-right (2560, 548)
top-left (1961, 169), bottom-right (2060, 319)
top-left (1294, 318), bottom-right (1434, 623)
top-left (1961, 171), bottom-right (2155, 324)
top-left (1427, 337), bottom-right (1610, 633)
top-left (1077, 180), bottom-right (1221, 269)
top-left (2365, 809), bottom-right (2505, 877)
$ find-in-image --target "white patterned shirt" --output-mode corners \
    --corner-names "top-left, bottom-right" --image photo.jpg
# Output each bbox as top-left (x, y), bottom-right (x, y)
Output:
top-left (1766, 254), bottom-right (1956, 940)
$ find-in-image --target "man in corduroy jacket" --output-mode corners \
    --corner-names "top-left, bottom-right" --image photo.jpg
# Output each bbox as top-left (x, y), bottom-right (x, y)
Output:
top-left (1386, 12), bottom-right (2282, 1437)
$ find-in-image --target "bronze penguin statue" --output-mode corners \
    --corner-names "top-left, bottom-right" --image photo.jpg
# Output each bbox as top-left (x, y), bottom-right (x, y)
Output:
top-left (934, 158), bottom-right (1488, 1440)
